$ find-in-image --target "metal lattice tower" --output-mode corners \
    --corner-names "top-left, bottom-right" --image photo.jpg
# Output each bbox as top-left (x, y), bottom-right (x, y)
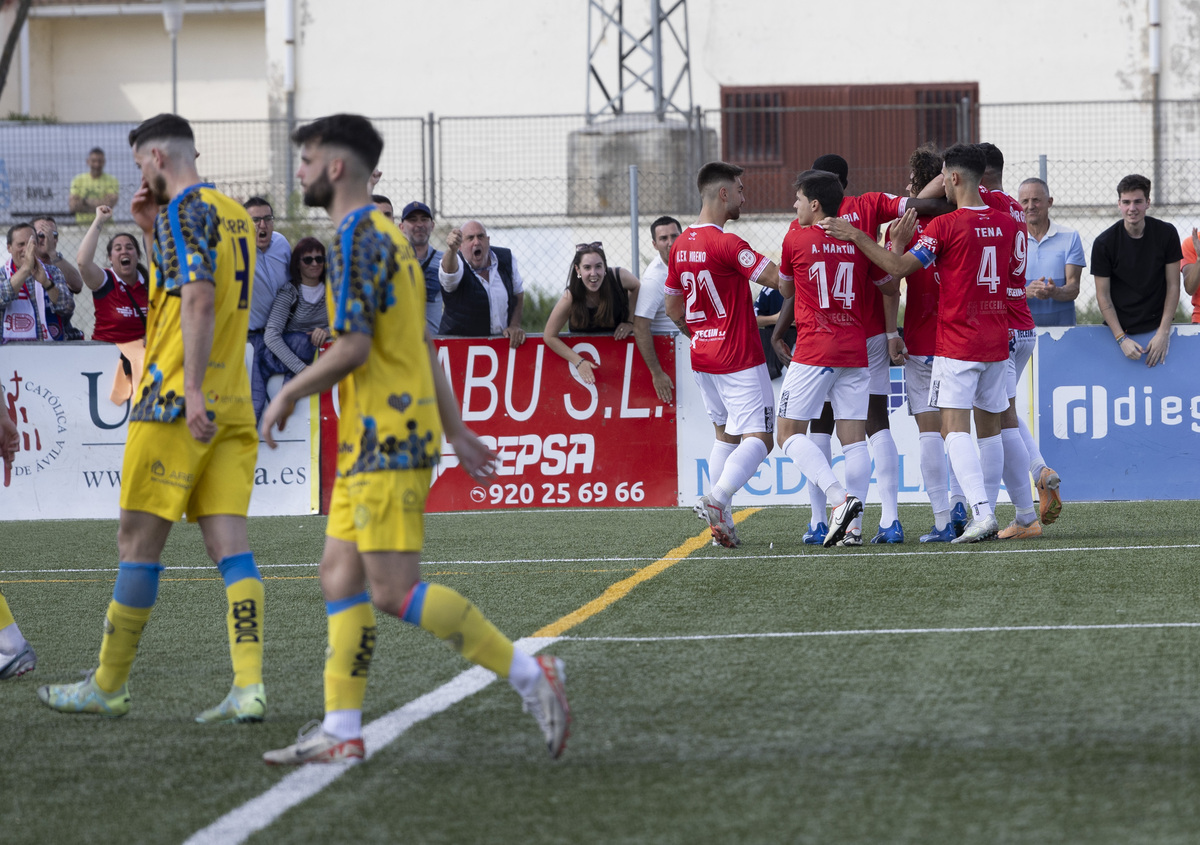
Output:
top-left (586, 0), bottom-right (693, 124)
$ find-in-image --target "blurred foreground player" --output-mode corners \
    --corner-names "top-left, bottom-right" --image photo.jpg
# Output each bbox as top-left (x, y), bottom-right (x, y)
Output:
top-left (0, 403), bottom-right (35, 680)
top-left (39, 114), bottom-right (266, 721)
top-left (260, 114), bottom-right (569, 764)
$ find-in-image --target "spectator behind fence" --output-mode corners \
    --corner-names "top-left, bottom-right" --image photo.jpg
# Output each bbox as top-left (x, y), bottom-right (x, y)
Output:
top-left (252, 236), bottom-right (330, 421)
top-left (76, 205), bottom-right (149, 404)
top-left (634, 215), bottom-right (680, 402)
top-left (543, 242), bottom-right (639, 385)
top-left (439, 220), bottom-right (525, 347)
top-left (1, 223), bottom-right (75, 343)
top-left (245, 196), bottom-right (292, 360)
top-left (69, 147), bottom-right (120, 226)
top-left (1092, 174), bottom-right (1182, 367)
top-left (400, 201), bottom-right (443, 337)
top-left (32, 215), bottom-right (85, 340)
top-left (1019, 178), bottom-right (1085, 327)
top-left (372, 194), bottom-right (393, 221)
top-left (1181, 228), bottom-right (1200, 323)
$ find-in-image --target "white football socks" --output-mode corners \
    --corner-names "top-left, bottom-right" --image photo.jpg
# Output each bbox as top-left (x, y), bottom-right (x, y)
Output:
top-left (1018, 416), bottom-right (1047, 479)
top-left (842, 440), bottom-right (871, 532)
top-left (945, 430), bottom-right (993, 520)
top-left (1001, 427), bottom-right (1035, 512)
top-left (868, 429), bottom-right (899, 527)
top-left (710, 437), bottom-right (769, 508)
top-left (783, 434), bottom-right (845, 504)
top-left (807, 432), bottom-right (833, 526)
top-left (918, 431), bottom-right (950, 529)
top-left (706, 440), bottom-right (738, 497)
top-left (978, 433), bottom-right (1003, 512)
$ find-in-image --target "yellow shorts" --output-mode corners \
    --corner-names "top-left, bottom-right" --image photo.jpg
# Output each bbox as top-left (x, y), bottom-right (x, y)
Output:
top-left (119, 420), bottom-right (257, 522)
top-left (326, 469), bottom-right (429, 553)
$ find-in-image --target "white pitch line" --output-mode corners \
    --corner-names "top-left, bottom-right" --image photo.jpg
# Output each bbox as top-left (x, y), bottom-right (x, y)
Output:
top-left (5, 542), bottom-right (1200, 577)
top-left (562, 622), bottom-right (1200, 642)
top-left (183, 636), bottom-right (559, 845)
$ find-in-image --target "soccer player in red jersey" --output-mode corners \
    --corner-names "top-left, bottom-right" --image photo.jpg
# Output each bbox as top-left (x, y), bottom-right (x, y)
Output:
top-left (665, 161), bottom-right (780, 548)
top-left (879, 145), bottom-right (960, 542)
top-left (774, 154), bottom-right (952, 545)
top-left (977, 143), bottom-right (1058, 537)
top-left (775, 170), bottom-right (903, 547)
top-left (821, 144), bottom-right (1020, 544)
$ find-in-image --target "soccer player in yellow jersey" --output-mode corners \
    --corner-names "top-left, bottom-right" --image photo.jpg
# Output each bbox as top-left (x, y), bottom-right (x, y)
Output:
top-left (38, 114), bottom-right (267, 723)
top-left (260, 114), bottom-right (570, 764)
top-left (0, 404), bottom-right (36, 680)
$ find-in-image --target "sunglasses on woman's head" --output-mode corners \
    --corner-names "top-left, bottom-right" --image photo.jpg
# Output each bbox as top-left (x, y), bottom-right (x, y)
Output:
top-left (301, 255), bottom-right (325, 265)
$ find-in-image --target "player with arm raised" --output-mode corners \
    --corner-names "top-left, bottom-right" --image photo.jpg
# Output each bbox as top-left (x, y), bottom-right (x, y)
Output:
top-left (775, 170), bottom-right (903, 547)
top-left (821, 144), bottom-right (1018, 544)
top-left (665, 161), bottom-right (780, 549)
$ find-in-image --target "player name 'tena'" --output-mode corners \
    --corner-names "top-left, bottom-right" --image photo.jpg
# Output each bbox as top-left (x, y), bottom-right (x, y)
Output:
top-left (974, 227), bottom-right (1005, 237)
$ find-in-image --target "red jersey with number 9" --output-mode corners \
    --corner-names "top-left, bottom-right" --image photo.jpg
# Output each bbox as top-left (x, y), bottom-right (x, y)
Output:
top-left (911, 206), bottom-right (1018, 362)
top-left (979, 187), bottom-right (1035, 331)
top-left (779, 224), bottom-right (871, 367)
top-left (665, 224), bottom-right (770, 374)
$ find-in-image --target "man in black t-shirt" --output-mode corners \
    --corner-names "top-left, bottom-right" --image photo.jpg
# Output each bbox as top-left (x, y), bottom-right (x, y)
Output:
top-left (1092, 173), bottom-right (1182, 367)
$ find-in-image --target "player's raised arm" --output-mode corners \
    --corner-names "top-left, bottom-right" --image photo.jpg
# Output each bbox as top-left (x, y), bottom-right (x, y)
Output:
top-left (820, 215), bottom-right (923, 280)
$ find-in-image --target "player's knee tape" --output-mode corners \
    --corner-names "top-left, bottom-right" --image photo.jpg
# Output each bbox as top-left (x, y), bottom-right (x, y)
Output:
top-left (113, 562), bottom-right (165, 609)
top-left (217, 552), bottom-right (261, 587)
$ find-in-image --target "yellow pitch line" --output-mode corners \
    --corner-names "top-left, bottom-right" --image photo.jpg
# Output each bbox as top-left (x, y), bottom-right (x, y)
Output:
top-left (533, 507), bottom-right (760, 638)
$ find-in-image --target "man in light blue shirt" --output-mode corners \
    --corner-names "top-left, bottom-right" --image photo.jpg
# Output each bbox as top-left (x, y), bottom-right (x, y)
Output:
top-left (1018, 177), bottom-right (1085, 327)
top-left (245, 197), bottom-right (292, 334)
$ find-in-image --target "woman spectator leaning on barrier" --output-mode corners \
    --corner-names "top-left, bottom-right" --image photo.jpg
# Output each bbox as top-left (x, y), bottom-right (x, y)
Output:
top-left (543, 242), bottom-right (640, 384)
top-left (76, 206), bottom-right (149, 404)
top-left (252, 235), bottom-right (330, 422)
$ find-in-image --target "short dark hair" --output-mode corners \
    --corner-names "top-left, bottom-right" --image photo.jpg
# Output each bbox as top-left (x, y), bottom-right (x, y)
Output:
top-left (697, 161), bottom-right (744, 195)
top-left (795, 170), bottom-right (844, 218)
top-left (128, 113), bottom-right (194, 148)
top-left (909, 144), bottom-right (943, 195)
top-left (372, 194), bottom-right (391, 206)
top-left (31, 215), bottom-right (56, 227)
top-left (6, 222), bottom-right (33, 246)
top-left (977, 142), bottom-right (1004, 174)
top-left (244, 196), bottom-right (272, 212)
top-left (88, 147), bottom-right (105, 157)
top-left (288, 236), bottom-right (327, 287)
top-left (1116, 173), bottom-right (1152, 199)
top-left (942, 144), bottom-right (986, 181)
top-left (812, 154), bottom-right (849, 189)
top-left (290, 114), bottom-right (384, 172)
top-left (649, 215), bottom-right (681, 241)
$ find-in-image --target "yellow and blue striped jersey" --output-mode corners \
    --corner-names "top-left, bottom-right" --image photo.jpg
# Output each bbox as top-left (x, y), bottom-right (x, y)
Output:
top-left (329, 206), bottom-right (440, 476)
top-left (131, 183), bottom-right (255, 427)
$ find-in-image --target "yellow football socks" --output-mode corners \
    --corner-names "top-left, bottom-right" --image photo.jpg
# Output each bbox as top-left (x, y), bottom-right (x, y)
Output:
top-left (404, 582), bottom-right (514, 677)
top-left (95, 601), bottom-right (152, 693)
top-left (324, 592), bottom-right (376, 714)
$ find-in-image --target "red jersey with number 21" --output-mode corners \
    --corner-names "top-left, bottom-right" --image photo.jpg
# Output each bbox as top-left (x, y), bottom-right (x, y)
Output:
top-left (665, 224), bottom-right (770, 374)
top-left (911, 206), bottom-right (1018, 362)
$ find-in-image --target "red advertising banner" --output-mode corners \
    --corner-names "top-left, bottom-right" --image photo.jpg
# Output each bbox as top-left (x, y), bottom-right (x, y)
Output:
top-left (316, 336), bottom-right (677, 512)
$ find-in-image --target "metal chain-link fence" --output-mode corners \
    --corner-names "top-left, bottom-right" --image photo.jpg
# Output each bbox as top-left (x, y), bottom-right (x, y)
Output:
top-left (3, 101), bottom-right (1197, 338)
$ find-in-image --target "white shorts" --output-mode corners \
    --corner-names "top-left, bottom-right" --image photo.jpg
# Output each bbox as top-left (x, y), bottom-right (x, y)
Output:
top-left (1006, 329), bottom-right (1035, 399)
top-left (866, 333), bottom-right (890, 395)
top-left (929, 356), bottom-right (1008, 414)
top-left (904, 354), bottom-right (937, 416)
top-left (778, 362), bottom-right (869, 421)
top-left (693, 364), bottom-right (775, 436)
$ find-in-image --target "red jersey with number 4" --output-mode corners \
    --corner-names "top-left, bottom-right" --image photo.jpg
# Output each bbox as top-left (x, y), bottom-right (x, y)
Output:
top-left (665, 224), bottom-right (770, 374)
top-left (979, 188), bottom-right (1035, 331)
top-left (780, 224), bottom-right (872, 367)
top-left (911, 206), bottom-right (1018, 362)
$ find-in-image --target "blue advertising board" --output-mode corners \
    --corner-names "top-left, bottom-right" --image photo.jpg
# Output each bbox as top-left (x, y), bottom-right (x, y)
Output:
top-left (1036, 325), bottom-right (1200, 501)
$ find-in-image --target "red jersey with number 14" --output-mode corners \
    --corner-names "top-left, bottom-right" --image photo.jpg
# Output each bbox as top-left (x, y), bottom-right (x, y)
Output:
top-left (910, 206), bottom-right (1018, 362)
top-left (780, 224), bottom-right (872, 367)
top-left (665, 223), bottom-right (770, 374)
